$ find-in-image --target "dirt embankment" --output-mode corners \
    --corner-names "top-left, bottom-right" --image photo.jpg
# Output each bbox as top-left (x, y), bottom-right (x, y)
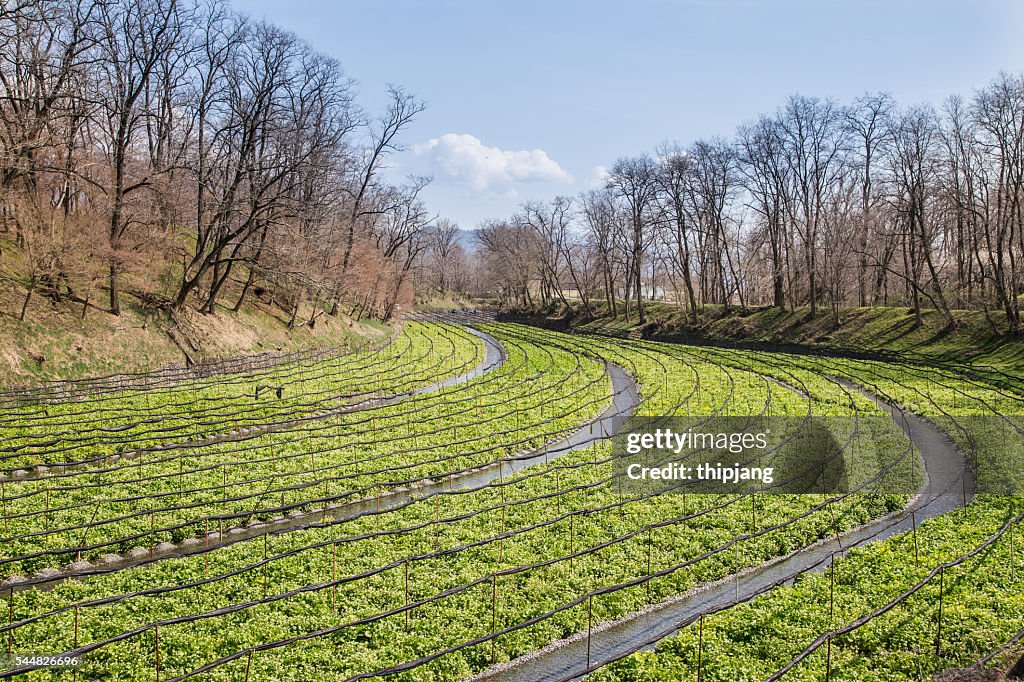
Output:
top-left (500, 302), bottom-right (1023, 372)
top-left (0, 289), bottom-right (392, 387)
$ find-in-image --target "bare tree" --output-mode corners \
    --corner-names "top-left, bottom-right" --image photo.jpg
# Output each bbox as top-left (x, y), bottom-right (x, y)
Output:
top-left (95, 0), bottom-right (187, 315)
top-left (476, 220), bottom-right (536, 308)
top-left (845, 92), bottom-right (894, 307)
top-left (428, 217), bottom-right (460, 296)
top-left (685, 138), bottom-right (742, 308)
top-left (777, 95), bottom-right (849, 317)
top-left (886, 104), bottom-right (953, 327)
top-left (374, 177), bottom-right (433, 319)
top-left (173, 24), bottom-right (355, 313)
top-left (655, 143), bottom-right (700, 321)
top-left (518, 196), bottom-right (576, 308)
top-left (0, 0), bottom-right (100, 314)
top-left (971, 72), bottom-right (1024, 332)
top-left (580, 187), bottom-right (621, 317)
top-left (339, 86), bottom-right (424, 278)
top-left (607, 154), bottom-right (659, 323)
top-left (736, 117), bottom-right (790, 309)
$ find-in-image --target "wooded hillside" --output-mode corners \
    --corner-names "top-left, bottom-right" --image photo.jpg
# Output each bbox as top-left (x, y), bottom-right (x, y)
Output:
top-left (0, 0), bottom-right (437, 327)
top-left (476, 77), bottom-right (1024, 334)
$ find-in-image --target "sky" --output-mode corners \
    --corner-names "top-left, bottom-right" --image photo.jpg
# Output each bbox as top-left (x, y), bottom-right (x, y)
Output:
top-left (229, 0), bottom-right (1024, 229)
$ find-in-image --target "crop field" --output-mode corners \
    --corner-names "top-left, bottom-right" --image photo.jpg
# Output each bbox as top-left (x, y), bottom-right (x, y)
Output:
top-left (0, 319), bottom-right (1021, 681)
top-left (3, 0), bottom-right (1022, 678)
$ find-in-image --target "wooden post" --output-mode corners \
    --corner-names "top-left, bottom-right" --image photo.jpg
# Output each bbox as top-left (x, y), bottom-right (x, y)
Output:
top-left (586, 594), bottom-right (593, 670)
top-left (828, 501), bottom-right (841, 548)
top-left (826, 635), bottom-right (832, 682)
top-left (263, 535), bottom-right (268, 598)
top-left (646, 528), bottom-right (652, 600)
top-left (569, 515), bottom-right (574, 576)
top-left (154, 624), bottom-right (160, 682)
top-left (332, 542), bottom-right (338, 615)
top-left (245, 648), bottom-right (253, 682)
top-left (500, 505), bottom-right (506, 563)
top-left (8, 587), bottom-right (14, 655)
top-left (434, 495), bottom-right (441, 550)
top-left (935, 566), bottom-right (944, 657)
top-left (829, 558), bottom-right (835, 622)
top-left (490, 575), bottom-right (497, 664)
top-left (204, 518), bottom-right (209, 578)
top-left (73, 607), bottom-right (78, 682)
top-left (734, 542), bottom-right (739, 601)
top-left (912, 512), bottom-right (919, 565)
top-left (404, 561), bottom-right (410, 631)
top-left (697, 613), bottom-right (704, 682)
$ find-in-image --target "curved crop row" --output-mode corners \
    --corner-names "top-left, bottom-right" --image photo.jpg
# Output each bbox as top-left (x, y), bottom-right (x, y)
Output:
top-left (0, 322), bottom-right (484, 470)
top-left (0, 323), bottom-right (919, 681)
top-left (589, 348), bottom-right (1023, 682)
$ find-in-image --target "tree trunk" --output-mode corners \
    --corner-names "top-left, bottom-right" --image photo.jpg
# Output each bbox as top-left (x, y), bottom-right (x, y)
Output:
top-left (233, 265), bottom-right (256, 312)
top-left (108, 263), bottom-right (120, 316)
top-left (19, 284), bottom-right (33, 322)
top-left (288, 295), bottom-right (301, 329)
top-left (806, 236), bottom-right (817, 318)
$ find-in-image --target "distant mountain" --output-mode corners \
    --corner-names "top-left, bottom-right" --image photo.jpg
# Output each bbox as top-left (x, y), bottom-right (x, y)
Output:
top-left (420, 225), bottom-right (480, 253)
top-left (455, 228), bottom-right (480, 253)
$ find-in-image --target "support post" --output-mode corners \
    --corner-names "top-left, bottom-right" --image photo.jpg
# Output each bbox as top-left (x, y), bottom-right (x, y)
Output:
top-left (586, 594), bottom-right (593, 670)
top-left (935, 566), bottom-right (944, 657)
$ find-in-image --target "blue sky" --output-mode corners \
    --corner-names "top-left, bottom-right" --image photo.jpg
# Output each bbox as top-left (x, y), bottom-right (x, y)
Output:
top-left (230, 0), bottom-right (1024, 228)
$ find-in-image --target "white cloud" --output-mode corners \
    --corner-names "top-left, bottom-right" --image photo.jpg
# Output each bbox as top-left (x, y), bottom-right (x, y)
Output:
top-left (413, 133), bottom-right (573, 195)
top-left (588, 165), bottom-right (611, 188)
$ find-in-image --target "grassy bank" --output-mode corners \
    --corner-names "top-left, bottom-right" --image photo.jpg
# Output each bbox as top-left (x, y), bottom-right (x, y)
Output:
top-left (520, 302), bottom-right (1023, 371)
top-left (0, 287), bottom-right (392, 386)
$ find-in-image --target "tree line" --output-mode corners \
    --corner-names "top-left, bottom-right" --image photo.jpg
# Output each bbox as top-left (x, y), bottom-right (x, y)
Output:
top-left (0, 0), bottom-right (437, 324)
top-left (475, 74), bottom-right (1024, 333)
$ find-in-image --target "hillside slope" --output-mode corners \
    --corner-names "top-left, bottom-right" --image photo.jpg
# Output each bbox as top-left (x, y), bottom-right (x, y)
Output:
top-left (538, 302), bottom-right (1023, 370)
top-left (0, 287), bottom-right (391, 386)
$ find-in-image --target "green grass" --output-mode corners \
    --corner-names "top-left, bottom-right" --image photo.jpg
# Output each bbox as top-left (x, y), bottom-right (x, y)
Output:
top-left (568, 301), bottom-right (1024, 371)
top-left (0, 294), bottom-right (392, 387)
